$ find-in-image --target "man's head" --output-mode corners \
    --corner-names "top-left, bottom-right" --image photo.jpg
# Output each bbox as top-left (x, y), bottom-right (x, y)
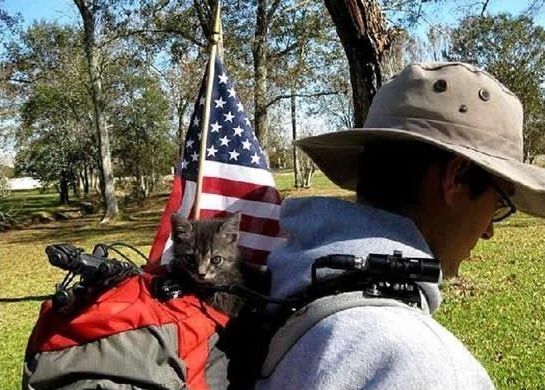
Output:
top-left (356, 140), bottom-right (514, 276)
top-left (296, 62), bottom-right (545, 276)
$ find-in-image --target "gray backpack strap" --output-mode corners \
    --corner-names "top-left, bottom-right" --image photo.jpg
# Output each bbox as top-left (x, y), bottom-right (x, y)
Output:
top-left (261, 292), bottom-right (416, 378)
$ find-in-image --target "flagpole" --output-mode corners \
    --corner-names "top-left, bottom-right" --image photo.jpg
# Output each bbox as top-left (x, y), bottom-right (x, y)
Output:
top-left (193, 0), bottom-right (222, 220)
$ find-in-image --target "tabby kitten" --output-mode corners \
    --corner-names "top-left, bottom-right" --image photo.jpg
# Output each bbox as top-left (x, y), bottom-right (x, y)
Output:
top-left (170, 212), bottom-right (244, 317)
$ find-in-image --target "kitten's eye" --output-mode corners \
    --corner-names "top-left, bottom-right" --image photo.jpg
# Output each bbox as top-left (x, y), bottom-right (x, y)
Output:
top-left (211, 256), bottom-right (223, 266)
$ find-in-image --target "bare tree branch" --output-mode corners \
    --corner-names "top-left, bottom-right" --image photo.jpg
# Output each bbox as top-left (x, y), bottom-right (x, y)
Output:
top-left (480, 0), bottom-right (491, 17)
top-left (193, 0), bottom-right (211, 39)
top-left (266, 90), bottom-right (341, 109)
top-left (267, 0), bottom-right (283, 24)
top-left (2, 77), bottom-right (34, 84)
top-left (524, 0), bottom-right (545, 16)
top-left (98, 28), bottom-right (204, 49)
top-left (270, 40), bottom-right (300, 59)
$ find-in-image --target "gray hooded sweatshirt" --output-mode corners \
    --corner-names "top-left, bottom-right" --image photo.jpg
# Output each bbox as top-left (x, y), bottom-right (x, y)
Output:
top-left (256, 197), bottom-right (494, 390)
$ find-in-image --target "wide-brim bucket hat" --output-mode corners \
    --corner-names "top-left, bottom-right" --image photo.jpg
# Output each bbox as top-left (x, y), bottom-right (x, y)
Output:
top-left (296, 62), bottom-right (545, 218)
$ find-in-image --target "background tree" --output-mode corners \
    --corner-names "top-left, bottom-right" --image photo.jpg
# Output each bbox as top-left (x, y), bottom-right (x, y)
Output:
top-left (264, 2), bottom-right (344, 186)
top-left (134, 0), bottom-right (209, 158)
top-left (0, 0), bottom-right (20, 166)
top-left (73, 0), bottom-right (120, 221)
top-left (4, 0), bottom-right (545, 203)
top-left (0, 1), bottom-right (19, 224)
top-left (322, 0), bottom-right (545, 129)
top-left (447, 14), bottom-right (545, 162)
top-left (190, 0), bottom-right (341, 150)
top-left (109, 63), bottom-right (176, 201)
top-left (323, 0), bottom-right (399, 127)
top-left (5, 23), bottom-right (96, 203)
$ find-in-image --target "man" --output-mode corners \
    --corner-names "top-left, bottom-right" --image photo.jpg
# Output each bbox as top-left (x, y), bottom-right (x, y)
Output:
top-left (256, 63), bottom-right (545, 389)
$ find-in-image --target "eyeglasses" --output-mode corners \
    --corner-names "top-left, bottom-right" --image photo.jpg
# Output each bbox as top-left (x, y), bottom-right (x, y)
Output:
top-left (490, 182), bottom-right (516, 222)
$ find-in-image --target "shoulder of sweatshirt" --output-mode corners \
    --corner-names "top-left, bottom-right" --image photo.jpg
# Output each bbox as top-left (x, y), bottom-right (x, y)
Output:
top-left (257, 305), bottom-right (494, 390)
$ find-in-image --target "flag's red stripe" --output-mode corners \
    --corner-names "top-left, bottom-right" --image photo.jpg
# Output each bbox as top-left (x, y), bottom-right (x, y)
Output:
top-left (202, 177), bottom-right (282, 204)
top-left (198, 209), bottom-right (280, 237)
top-left (148, 175), bottom-right (184, 265)
top-left (239, 246), bottom-right (270, 265)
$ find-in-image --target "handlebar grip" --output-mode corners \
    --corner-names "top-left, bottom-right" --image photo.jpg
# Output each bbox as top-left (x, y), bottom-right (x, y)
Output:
top-left (46, 244), bottom-right (82, 272)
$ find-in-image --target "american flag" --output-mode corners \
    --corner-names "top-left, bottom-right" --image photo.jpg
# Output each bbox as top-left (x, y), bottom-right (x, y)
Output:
top-left (149, 56), bottom-right (285, 266)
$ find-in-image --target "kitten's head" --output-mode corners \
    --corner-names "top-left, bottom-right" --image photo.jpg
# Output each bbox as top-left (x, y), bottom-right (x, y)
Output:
top-left (170, 212), bottom-right (241, 283)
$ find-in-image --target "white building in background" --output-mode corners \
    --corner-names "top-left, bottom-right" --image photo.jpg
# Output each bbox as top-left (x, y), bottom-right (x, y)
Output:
top-left (8, 177), bottom-right (43, 190)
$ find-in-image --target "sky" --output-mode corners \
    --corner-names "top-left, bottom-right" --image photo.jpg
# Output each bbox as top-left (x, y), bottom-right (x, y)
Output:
top-left (4, 0), bottom-right (78, 26)
top-left (1, 0), bottom-right (544, 166)
top-left (4, 0), bottom-right (544, 28)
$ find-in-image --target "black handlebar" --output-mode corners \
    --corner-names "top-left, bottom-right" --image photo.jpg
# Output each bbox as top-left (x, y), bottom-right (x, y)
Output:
top-left (311, 251), bottom-right (441, 284)
top-left (45, 244), bottom-right (141, 312)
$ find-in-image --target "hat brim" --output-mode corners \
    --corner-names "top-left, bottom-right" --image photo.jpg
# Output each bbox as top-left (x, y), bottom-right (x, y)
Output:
top-left (296, 129), bottom-right (545, 218)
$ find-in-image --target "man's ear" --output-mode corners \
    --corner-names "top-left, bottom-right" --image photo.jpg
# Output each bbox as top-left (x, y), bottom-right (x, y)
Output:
top-left (441, 156), bottom-right (471, 206)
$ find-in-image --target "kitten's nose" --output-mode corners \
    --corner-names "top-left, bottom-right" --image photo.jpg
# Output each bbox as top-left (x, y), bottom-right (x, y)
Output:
top-left (198, 265), bottom-right (208, 277)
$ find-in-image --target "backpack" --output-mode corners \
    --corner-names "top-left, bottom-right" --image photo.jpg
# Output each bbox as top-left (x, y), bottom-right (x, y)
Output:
top-left (23, 270), bottom-right (230, 390)
top-left (23, 247), bottom-right (436, 390)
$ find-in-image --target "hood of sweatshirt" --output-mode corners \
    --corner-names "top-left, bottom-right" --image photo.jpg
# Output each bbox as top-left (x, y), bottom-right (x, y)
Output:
top-left (267, 197), bottom-right (442, 313)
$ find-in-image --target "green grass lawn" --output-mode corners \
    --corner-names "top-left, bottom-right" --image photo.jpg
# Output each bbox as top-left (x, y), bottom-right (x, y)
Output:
top-left (435, 213), bottom-right (545, 389)
top-left (1, 189), bottom-right (94, 228)
top-left (1, 175), bottom-right (544, 389)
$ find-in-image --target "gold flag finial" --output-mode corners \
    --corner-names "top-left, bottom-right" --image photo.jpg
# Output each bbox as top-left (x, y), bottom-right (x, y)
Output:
top-left (211, 0), bottom-right (222, 44)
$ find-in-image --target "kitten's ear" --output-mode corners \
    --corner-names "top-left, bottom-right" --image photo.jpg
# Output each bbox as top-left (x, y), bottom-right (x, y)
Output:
top-left (219, 212), bottom-right (241, 243)
top-left (171, 213), bottom-right (193, 239)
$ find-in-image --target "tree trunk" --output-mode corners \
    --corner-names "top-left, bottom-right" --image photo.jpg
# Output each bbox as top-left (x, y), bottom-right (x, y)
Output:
top-left (176, 96), bottom-right (189, 162)
top-left (72, 178), bottom-right (80, 198)
top-left (323, 0), bottom-right (395, 126)
top-left (59, 174), bottom-right (70, 204)
top-left (303, 166), bottom-right (315, 188)
top-left (74, 0), bottom-right (119, 222)
top-left (92, 168), bottom-right (101, 195)
top-left (290, 88), bottom-right (300, 188)
top-left (82, 164), bottom-right (90, 197)
top-left (253, 0), bottom-right (270, 145)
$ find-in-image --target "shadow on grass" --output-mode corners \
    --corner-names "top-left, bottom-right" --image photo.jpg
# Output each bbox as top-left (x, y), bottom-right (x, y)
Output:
top-left (6, 226), bottom-right (158, 245)
top-left (0, 295), bottom-right (52, 303)
top-left (501, 220), bottom-right (545, 228)
top-left (4, 191), bottom-right (360, 247)
top-left (3, 190), bottom-right (63, 212)
top-left (3, 214), bottom-right (159, 247)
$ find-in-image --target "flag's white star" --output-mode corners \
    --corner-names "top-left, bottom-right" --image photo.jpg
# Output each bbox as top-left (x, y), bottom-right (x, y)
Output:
top-left (250, 153), bottom-right (260, 165)
top-left (233, 126), bottom-right (244, 137)
top-left (199, 96), bottom-right (205, 105)
top-left (191, 151), bottom-right (199, 161)
top-left (219, 135), bottom-right (230, 147)
top-left (236, 102), bottom-right (244, 112)
top-left (242, 139), bottom-right (252, 150)
top-left (228, 150), bottom-right (240, 161)
top-left (218, 73), bottom-right (228, 84)
top-left (244, 117), bottom-right (251, 126)
top-left (198, 132), bottom-right (202, 140)
top-left (186, 139), bottom-right (194, 148)
top-left (210, 121), bottom-right (222, 133)
top-left (207, 145), bottom-right (218, 157)
top-left (224, 111), bottom-right (234, 122)
top-left (227, 87), bottom-right (236, 98)
top-left (193, 116), bottom-right (200, 128)
top-left (181, 159), bottom-right (188, 170)
top-left (214, 97), bottom-right (226, 109)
